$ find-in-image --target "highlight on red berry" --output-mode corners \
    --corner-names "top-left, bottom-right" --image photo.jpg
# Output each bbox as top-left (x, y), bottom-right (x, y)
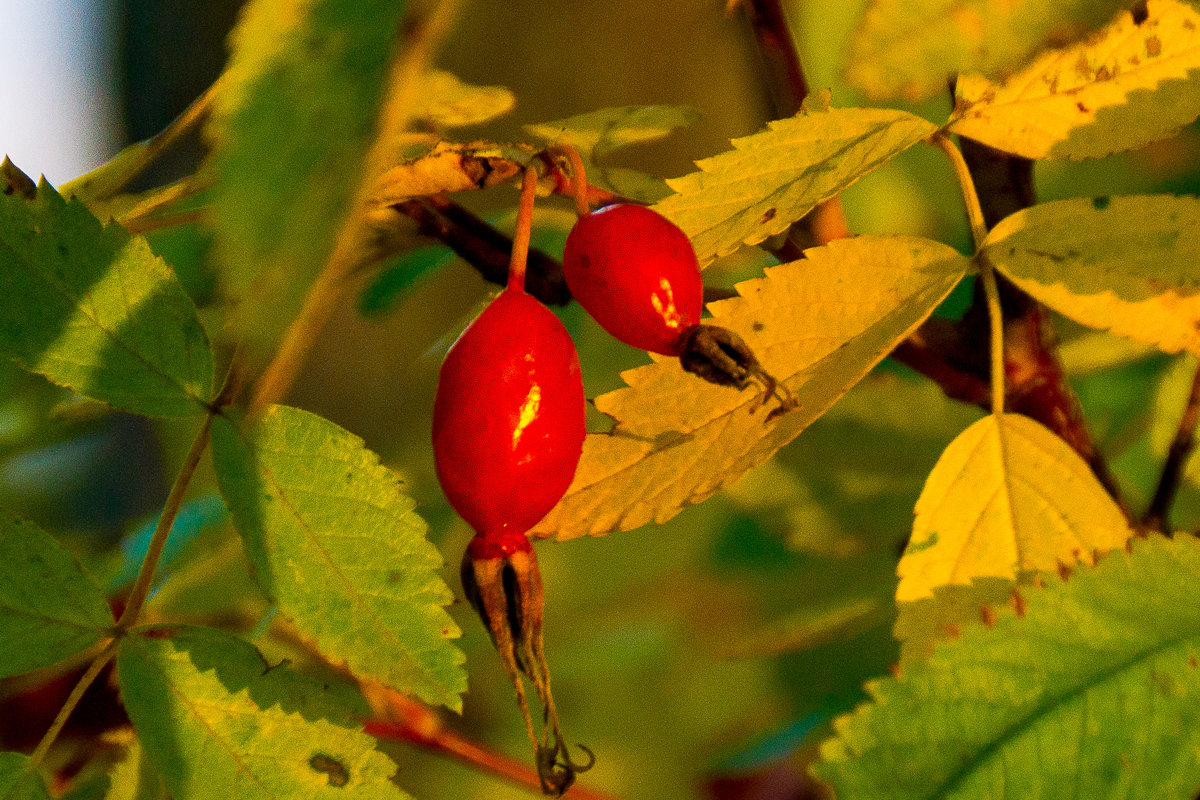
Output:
top-left (562, 203), bottom-right (703, 356)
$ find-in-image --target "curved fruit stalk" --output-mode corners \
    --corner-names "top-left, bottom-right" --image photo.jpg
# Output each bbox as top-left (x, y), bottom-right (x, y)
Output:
top-left (432, 165), bottom-right (591, 795)
top-left (555, 147), bottom-right (797, 419)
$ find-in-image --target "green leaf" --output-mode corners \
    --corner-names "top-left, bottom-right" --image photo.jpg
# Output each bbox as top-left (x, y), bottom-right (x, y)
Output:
top-left (525, 105), bottom-right (700, 202)
top-left (357, 246), bottom-right (455, 316)
top-left (816, 534), bottom-right (1200, 800)
top-left (651, 108), bottom-right (936, 264)
top-left (0, 508), bottom-right (113, 677)
top-left (207, 0), bottom-right (407, 361)
top-left (531, 236), bottom-right (969, 540)
top-left (0, 181), bottom-right (213, 416)
top-left (0, 753), bottom-right (51, 800)
top-left (898, 413), bottom-right (1132, 601)
top-left (846, 0), bottom-right (1127, 101)
top-left (211, 405), bottom-right (465, 710)
top-left (981, 195), bottom-right (1200, 355)
top-left (948, 0), bottom-right (1200, 159)
top-left (118, 626), bottom-right (408, 800)
top-left (414, 70), bottom-right (515, 128)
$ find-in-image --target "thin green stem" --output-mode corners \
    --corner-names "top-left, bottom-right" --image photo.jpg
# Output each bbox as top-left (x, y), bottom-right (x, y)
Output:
top-left (25, 641), bottom-right (119, 772)
top-left (979, 261), bottom-right (1006, 416)
top-left (930, 132), bottom-right (989, 252)
top-left (931, 132), bottom-right (1004, 413)
top-left (116, 412), bottom-right (214, 630)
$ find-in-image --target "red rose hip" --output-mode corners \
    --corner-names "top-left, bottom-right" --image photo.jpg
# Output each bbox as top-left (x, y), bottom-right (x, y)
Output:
top-left (432, 288), bottom-right (585, 539)
top-left (562, 203), bottom-right (703, 355)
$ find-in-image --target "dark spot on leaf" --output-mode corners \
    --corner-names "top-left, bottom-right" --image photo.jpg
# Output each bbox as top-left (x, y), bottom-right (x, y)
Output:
top-left (979, 606), bottom-right (997, 628)
top-left (387, 570), bottom-right (403, 584)
top-left (1095, 65), bottom-right (1112, 81)
top-left (941, 623), bottom-right (961, 639)
top-left (1074, 54), bottom-right (1092, 78)
top-left (760, 207), bottom-right (776, 225)
top-left (1129, 53), bottom-right (1140, 65)
top-left (1185, 18), bottom-right (1196, 30)
top-left (1011, 591), bottom-right (1027, 618)
top-left (441, 627), bottom-right (452, 636)
top-left (1057, 562), bottom-right (1072, 581)
top-left (752, 321), bottom-right (764, 332)
top-left (1076, 101), bottom-right (1089, 113)
top-left (1132, 1), bottom-right (1149, 24)
top-left (1190, 655), bottom-right (1198, 669)
top-left (310, 755), bottom-right (349, 787)
top-left (1147, 35), bottom-right (1162, 57)
top-left (904, 531), bottom-right (939, 555)
top-left (1092, 196), bottom-right (1111, 210)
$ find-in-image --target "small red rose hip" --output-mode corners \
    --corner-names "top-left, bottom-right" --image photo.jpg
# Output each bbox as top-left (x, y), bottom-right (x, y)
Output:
top-left (562, 203), bottom-right (703, 356)
top-left (432, 287), bottom-right (585, 539)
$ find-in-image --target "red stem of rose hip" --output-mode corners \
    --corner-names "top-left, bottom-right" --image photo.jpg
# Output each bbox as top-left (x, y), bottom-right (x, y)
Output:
top-left (508, 164), bottom-right (539, 292)
top-left (546, 144), bottom-right (591, 218)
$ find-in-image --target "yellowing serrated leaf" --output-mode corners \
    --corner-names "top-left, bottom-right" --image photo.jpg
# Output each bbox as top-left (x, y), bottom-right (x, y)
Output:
top-left (651, 109), bottom-right (936, 265)
top-left (524, 106), bottom-right (700, 203)
top-left (948, 0), bottom-right (1200, 159)
top-left (982, 195), bottom-right (1200, 355)
top-left (897, 413), bottom-right (1132, 602)
top-left (413, 70), bottom-right (514, 128)
top-left (530, 236), bottom-right (969, 541)
top-left (846, 0), bottom-right (1125, 101)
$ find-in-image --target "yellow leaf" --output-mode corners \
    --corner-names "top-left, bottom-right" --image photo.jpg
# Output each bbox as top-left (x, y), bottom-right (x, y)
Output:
top-left (897, 414), bottom-right (1132, 602)
top-left (982, 195), bottom-right (1200, 355)
top-left (948, 0), bottom-right (1200, 159)
top-left (530, 236), bottom-right (969, 540)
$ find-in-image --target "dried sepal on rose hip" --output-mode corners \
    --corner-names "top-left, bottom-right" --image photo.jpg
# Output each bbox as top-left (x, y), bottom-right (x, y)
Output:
top-left (553, 146), bottom-right (797, 419)
top-left (432, 165), bottom-right (592, 796)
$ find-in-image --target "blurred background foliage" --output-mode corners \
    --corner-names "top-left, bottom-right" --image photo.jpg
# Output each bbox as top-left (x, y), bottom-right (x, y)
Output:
top-left (1, 1), bottom-right (1199, 798)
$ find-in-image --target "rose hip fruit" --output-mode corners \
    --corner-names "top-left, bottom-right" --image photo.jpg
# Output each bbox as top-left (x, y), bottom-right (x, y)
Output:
top-left (562, 203), bottom-right (703, 356)
top-left (432, 288), bottom-right (585, 539)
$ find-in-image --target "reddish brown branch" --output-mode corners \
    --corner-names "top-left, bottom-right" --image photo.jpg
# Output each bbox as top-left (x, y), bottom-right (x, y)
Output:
top-left (364, 695), bottom-right (617, 800)
top-left (1144, 360), bottom-right (1200, 532)
top-left (395, 197), bottom-right (572, 305)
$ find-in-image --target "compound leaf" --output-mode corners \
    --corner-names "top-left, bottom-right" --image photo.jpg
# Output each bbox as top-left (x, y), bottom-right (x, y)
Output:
top-left (948, 0), bottom-right (1200, 160)
top-left (0, 508), bottom-right (113, 678)
top-left (898, 414), bottom-right (1132, 602)
top-left (211, 405), bottom-right (465, 710)
top-left (207, 0), bottom-right (407, 361)
top-left (525, 105), bottom-right (700, 202)
top-left (531, 236), bottom-right (968, 540)
top-left (0, 181), bottom-right (213, 416)
top-left (0, 753), bottom-right (51, 800)
top-left (118, 626), bottom-right (408, 800)
top-left (817, 534), bottom-right (1200, 800)
top-left (651, 108), bottom-right (936, 264)
top-left (982, 195), bottom-right (1200, 355)
top-left (846, 0), bottom-right (1126, 100)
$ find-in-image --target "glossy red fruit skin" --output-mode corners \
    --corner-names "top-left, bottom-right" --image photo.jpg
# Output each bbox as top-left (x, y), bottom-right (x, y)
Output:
top-left (433, 288), bottom-right (585, 538)
top-left (562, 204), bottom-right (704, 356)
